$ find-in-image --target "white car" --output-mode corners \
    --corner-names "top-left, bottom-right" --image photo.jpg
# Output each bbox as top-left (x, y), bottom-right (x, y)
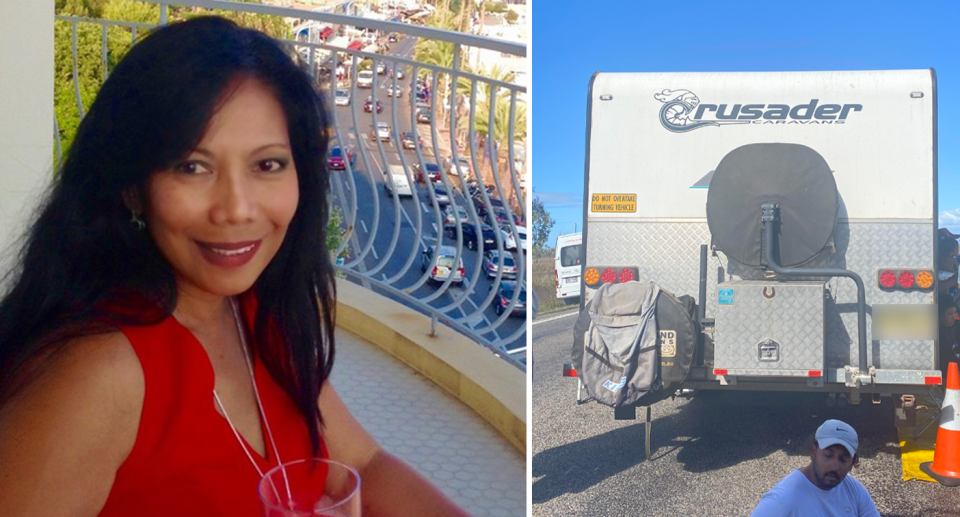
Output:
top-left (501, 226), bottom-right (528, 252)
top-left (334, 89), bottom-right (350, 106)
top-left (371, 121), bottom-right (391, 142)
top-left (357, 70), bottom-right (374, 88)
top-left (445, 156), bottom-right (471, 178)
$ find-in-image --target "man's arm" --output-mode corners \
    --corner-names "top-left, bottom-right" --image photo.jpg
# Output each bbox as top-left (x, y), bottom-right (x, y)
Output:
top-left (319, 382), bottom-right (470, 517)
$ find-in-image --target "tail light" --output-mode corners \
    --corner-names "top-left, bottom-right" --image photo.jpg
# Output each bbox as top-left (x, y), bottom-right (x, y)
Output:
top-left (878, 269), bottom-right (934, 290)
top-left (898, 270), bottom-right (915, 288)
top-left (618, 268), bottom-right (636, 283)
top-left (501, 296), bottom-right (510, 306)
top-left (584, 267), bottom-right (600, 286)
top-left (555, 270), bottom-right (559, 288)
top-left (458, 266), bottom-right (465, 276)
top-left (432, 266), bottom-right (438, 276)
top-left (879, 270), bottom-right (896, 288)
top-left (601, 268), bottom-right (617, 284)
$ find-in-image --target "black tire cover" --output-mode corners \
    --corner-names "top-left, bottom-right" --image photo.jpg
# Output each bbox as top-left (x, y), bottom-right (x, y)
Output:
top-left (706, 143), bottom-right (838, 268)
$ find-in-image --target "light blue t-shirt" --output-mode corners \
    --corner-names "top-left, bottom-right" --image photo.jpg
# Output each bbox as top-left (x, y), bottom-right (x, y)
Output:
top-left (750, 469), bottom-right (880, 517)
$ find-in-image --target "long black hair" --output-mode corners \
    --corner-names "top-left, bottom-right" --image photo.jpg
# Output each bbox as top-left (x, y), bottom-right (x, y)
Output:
top-left (0, 16), bottom-right (335, 457)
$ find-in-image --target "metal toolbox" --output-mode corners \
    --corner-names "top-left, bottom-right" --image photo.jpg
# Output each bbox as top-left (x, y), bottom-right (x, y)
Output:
top-left (714, 280), bottom-right (825, 377)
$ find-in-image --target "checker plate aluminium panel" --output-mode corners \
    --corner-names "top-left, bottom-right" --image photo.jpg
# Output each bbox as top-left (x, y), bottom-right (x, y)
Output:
top-left (585, 221), bottom-right (935, 372)
top-left (714, 281), bottom-right (825, 375)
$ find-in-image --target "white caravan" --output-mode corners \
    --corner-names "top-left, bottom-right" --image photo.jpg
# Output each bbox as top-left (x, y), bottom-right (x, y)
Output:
top-left (568, 70), bottom-right (941, 419)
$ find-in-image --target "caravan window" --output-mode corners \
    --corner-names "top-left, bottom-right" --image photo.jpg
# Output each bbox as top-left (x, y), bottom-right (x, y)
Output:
top-left (560, 245), bottom-right (580, 267)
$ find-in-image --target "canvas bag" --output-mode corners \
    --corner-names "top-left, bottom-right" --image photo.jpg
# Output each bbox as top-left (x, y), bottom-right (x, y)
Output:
top-left (578, 282), bottom-right (661, 407)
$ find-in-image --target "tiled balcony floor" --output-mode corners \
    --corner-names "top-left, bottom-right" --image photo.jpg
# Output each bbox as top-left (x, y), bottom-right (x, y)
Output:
top-left (331, 328), bottom-right (526, 516)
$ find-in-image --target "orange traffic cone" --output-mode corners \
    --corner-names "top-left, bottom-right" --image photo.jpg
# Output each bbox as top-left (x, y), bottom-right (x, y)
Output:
top-left (920, 362), bottom-right (960, 486)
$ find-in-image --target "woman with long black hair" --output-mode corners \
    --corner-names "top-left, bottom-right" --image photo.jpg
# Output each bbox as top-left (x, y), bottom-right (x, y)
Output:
top-left (0, 16), bottom-right (468, 516)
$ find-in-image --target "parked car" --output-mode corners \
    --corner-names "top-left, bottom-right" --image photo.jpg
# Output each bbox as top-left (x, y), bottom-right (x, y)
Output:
top-left (442, 205), bottom-right (470, 229)
top-left (370, 121), bottom-right (391, 142)
top-left (415, 107), bottom-right (432, 124)
top-left (482, 250), bottom-right (518, 279)
top-left (363, 96), bottom-right (382, 114)
top-left (334, 88), bottom-right (350, 106)
top-left (326, 146), bottom-right (355, 171)
top-left (461, 224), bottom-right (498, 251)
top-left (414, 162), bottom-right (442, 184)
top-left (501, 226), bottom-right (528, 252)
top-left (401, 131), bottom-right (420, 150)
top-left (485, 207), bottom-right (511, 227)
top-left (357, 70), bottom-right (373, 88)
top-left (388, 33), bottom-right (398, 43)
top-left (490, 280), bottom-right (526, 316)
top-left (420, 245), bottom-right (465, 285)
top-left (386, 85), bottom-right (403, 98)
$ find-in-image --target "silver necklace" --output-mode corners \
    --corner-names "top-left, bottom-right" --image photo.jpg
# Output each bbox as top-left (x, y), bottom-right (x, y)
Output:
top-left (212, 298), bottom-right (285, 479)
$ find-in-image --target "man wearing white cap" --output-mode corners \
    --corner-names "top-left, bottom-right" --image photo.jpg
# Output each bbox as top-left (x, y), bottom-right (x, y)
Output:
top-left (750, 419), bottom-right (880, 516)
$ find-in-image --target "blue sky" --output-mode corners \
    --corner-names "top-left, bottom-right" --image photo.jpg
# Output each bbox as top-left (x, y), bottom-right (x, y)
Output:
top-left (532, 0), bottom-right (960, 245)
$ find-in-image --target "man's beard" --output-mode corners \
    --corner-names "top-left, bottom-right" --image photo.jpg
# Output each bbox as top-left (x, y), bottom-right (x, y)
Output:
top-left (815, 466), bottom-right (843, 488)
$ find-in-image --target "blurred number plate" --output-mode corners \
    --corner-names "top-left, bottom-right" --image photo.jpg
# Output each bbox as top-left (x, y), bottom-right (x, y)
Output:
top-left (565, 278), bottom-right (577, 283)
top-left (872, 304), bottom-right (936, 340)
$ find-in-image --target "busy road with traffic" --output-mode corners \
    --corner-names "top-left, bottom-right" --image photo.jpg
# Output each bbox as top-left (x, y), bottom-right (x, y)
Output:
top-left (321, 34), bottom-right (527, 359)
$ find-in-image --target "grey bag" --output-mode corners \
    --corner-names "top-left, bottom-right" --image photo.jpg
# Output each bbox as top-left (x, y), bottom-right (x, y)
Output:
top-left (578, 282), bottom-right (661, 407)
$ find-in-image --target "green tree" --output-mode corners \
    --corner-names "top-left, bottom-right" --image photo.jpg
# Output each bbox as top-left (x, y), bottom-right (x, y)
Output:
top-left (532, 192), bottom-right (555, 258)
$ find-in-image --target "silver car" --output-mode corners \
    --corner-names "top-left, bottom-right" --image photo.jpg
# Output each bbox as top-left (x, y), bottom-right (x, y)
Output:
top-left (481, 250), bottom-right (518, 279)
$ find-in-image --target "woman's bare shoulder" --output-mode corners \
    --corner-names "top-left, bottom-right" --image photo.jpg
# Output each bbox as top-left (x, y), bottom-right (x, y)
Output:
top-left (0, 330), bottom-right (144, 516)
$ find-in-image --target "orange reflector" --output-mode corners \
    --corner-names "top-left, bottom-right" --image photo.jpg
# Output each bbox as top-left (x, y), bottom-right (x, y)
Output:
top-left (916, 270), bottom-right (934, 289)
top-left (714, 369), bottom-right (728, 376)
top-left (808, 370), bottom-right (822, 377)
top-left (584, 267), bottom-right (600, 286)
top-left (925, 376), bottom-right (942, 385)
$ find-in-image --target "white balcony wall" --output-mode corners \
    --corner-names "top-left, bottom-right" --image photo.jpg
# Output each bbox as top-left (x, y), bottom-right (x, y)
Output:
top-left (0, 0), bottom-right (53, 280)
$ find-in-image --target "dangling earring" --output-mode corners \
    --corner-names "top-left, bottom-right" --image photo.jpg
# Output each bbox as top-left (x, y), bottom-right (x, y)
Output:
top-left (130, 210), bottom-right (145, 231)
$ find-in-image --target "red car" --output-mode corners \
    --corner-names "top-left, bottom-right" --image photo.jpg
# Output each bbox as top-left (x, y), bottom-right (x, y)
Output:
top-left (327, 146), bottom-right (355, 171)
top-left (414, 162), bottom-right (442, 184)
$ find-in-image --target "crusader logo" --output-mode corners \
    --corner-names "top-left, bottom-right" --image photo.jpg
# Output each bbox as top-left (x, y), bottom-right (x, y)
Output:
top-left (655, 88), bottom-right (862, 133)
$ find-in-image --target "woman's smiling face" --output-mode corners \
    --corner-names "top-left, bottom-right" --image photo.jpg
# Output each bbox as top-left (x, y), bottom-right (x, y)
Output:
top-left (142, 77), bottom-right (299, 299)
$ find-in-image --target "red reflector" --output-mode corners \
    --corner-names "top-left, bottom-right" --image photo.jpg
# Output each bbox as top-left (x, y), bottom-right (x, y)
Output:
top-left (897, 270), bottom-right (915, 288)
top-left (925, 376), bottom-right (942, 385)
top-left (879, 270), bottom-right (896, 288)
top-left (618, 268), bottom-right (635, 283)
top-left (601, 268), bottom-right (617, 284)
top-left (714, 369), bottom-right (728, 376)
top-left (562, 363), bottom-right (578, 377)
top-left (808, 370), bottom-right (822, 377)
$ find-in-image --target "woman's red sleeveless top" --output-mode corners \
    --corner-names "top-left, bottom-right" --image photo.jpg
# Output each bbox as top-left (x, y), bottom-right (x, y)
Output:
top-left (97, 294), bottom-right (327, 516)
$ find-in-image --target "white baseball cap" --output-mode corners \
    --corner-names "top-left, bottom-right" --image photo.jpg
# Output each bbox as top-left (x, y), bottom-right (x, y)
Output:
top-left (816, 419), bottom-right (859, 457)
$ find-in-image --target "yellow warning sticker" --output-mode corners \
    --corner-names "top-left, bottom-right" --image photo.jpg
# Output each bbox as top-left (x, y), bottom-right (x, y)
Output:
top-left (591, 193), bottom-right (636, 213)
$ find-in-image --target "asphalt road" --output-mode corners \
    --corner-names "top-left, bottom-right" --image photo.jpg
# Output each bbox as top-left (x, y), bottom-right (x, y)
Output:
top-left (324, 35), bottom-right (527, 356)
top-left (532, 309), bottom-right (960, 517)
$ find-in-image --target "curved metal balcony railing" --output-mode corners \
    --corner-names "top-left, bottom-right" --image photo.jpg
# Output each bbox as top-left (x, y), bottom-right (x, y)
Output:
top-left (54, 0), bottom-right (528, 370)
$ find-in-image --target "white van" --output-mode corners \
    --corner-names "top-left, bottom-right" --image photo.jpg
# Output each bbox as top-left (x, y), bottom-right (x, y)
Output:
top-left (555, 233), bottom-right (582, 300)
top-left (383, 165), bottom-right (413, 197)
top-left (357, 70), bottom-right (374, 88)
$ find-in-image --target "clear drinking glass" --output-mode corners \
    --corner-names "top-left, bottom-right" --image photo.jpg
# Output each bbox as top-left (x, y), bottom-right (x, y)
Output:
top-left (259, 458), bottom-right (361, 517)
